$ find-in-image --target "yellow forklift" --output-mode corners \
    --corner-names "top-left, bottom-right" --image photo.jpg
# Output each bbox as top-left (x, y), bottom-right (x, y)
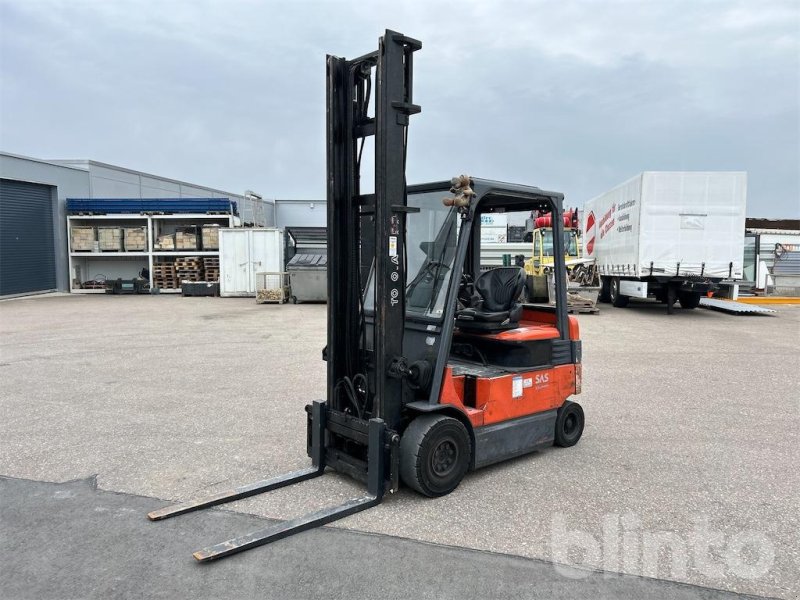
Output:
top-left (524, 209), bottom-right (582, 301)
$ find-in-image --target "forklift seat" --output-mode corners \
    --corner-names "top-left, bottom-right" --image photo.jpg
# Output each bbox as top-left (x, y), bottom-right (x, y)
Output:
top-left (455, 267), bottom-right (526, 332)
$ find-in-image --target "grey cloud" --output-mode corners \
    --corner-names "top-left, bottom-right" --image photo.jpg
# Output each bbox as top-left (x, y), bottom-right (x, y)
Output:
top-left (0, 0), bottom-right (797, 216)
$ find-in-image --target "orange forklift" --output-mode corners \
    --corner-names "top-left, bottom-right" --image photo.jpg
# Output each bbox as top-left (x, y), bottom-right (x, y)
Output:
top-left (148, 29), bottom-right (584, 561)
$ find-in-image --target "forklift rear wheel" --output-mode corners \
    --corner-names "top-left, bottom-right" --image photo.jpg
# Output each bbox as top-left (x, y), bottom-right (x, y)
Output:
top-left (609, 278), bottom-right (629, 308)
top-left (678, 291), bottom-right (701, 309)
top-left (400, 414), bottom-right (471, 497)
top-left (554, 401), bottom-right (584, 447)
top-left (598, 277), bottom-right (612, 303)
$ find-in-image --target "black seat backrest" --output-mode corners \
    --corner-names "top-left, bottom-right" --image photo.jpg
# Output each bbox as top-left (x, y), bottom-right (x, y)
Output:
top-left (474, 267), bottom-right (526, 312)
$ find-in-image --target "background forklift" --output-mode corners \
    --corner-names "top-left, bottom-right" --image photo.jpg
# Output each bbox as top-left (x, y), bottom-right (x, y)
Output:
top-left (148, 29), bottom-right (584, 561)
top-left (524, 208), bottom-right (582, 302)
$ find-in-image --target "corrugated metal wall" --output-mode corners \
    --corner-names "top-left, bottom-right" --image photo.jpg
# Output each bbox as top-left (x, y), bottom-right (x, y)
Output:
top-left (275, 200), bottom-right (326, 228)
top-left (0, 178), bottom-right (56, 296)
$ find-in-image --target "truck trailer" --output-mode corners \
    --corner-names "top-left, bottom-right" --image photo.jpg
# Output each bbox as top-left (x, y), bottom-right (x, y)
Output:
top-left (584, 171), bottom-right (746, 312)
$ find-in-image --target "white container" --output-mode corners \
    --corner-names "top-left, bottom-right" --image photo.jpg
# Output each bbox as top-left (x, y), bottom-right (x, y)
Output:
top-left (219, 228), bottom-right (283, 297)
top-left (583, 172), bottom-right (747, 280)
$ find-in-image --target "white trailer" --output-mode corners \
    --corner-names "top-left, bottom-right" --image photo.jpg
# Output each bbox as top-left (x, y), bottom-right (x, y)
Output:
top-left (583, 171), bottom-right (746, 312)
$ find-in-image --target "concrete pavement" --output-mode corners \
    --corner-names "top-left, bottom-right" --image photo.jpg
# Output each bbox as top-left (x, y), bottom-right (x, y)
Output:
top-left (0, 294), bottom-right (797, 598)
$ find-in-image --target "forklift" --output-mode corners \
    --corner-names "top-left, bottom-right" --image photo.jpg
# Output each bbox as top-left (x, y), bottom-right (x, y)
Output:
top-left (148, 29), bottom-right (584, 561)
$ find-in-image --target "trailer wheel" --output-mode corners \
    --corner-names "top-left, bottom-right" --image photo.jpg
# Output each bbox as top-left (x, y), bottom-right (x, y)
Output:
top-left (554, 401), bottom-right (584, 447)
top-left (609, 278), bottom-right (629, 308)
top-left (678, 291), bottom-right (702, 309)
top-left (598, 277), bottom-right (612, 303)
top-left (400, 414), bottom-right (471, 497)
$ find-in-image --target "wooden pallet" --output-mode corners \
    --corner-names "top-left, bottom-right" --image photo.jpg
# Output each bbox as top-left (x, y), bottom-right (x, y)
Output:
top-left (153, 262), bottom-right (179, 288)
top-left (153, 266), bottom-right (177, 275)
top-left (202, 257), bottom-right (219, 282)
top-left (567, 305), bottom-right (600, 314)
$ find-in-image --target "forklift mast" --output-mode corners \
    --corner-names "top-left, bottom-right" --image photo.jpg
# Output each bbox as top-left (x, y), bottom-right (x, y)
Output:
top-left (327, 30), bottom-right (421, 429)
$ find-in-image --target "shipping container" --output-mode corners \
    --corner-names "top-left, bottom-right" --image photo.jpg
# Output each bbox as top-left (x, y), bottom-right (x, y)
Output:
top-left (219, 228), bottom-right (283, 297)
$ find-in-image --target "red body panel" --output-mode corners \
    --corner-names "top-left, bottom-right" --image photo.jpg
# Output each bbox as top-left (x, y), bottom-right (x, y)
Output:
top-left (441, 365), bottom-right (576, 427)
top-left (440, 370), bottom-right (485, 427)
top-left (519, 307), bottom-right (580, 341)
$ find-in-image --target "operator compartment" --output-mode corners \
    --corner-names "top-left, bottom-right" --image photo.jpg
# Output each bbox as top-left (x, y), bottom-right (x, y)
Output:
top-left (452, 307), bottom-right (577, 367)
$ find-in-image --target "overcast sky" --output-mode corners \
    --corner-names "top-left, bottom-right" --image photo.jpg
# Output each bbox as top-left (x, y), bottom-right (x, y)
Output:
top-left (1, 0), bottom-right (798, 216)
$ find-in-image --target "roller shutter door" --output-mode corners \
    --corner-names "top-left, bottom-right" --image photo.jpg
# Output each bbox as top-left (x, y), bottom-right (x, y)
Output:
top-left (0, 178), bottom-right (56, 296)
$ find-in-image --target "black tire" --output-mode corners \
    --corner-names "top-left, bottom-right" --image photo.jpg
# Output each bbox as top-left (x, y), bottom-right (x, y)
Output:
top-left (598, 277), bottom-right (612, 303)
top-left (609, 277), bottom-right (629, 308)
top-left (400, 415), bottom-right (471, 497)
top-left (554, 401), bottom-right (584, 447)
top-left (678, 291), bottom-right (702, 309)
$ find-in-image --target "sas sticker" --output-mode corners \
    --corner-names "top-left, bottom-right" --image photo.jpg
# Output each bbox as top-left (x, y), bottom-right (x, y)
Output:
top-left (535, 373), bottom-right (550, 389)
top-left (388, 236), bottom-right (398, 257)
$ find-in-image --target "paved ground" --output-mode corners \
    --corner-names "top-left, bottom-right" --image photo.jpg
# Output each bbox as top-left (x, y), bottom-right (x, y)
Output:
top-left (2, 475), bottom-right (764, 600)
top-left (1, 294), bottom-right (798, 599)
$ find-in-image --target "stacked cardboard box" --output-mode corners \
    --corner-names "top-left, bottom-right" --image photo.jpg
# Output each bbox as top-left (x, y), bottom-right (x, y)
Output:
top-left (123, 227), bottom-right (147, 251)
top-left (175, 231), bottom-right (198, 250)
top-left (97, 227), bottom-right (123, 251)
top-left (201, 225), bottom-right (220, 250)
top-left (154, 233), bottom-right (175, 250)
top-left (71, 226), bottom-right (95, 251)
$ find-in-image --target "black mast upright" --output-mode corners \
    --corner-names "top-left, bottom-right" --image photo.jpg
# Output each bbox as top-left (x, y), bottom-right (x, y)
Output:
top-left (372, 31), bottom-right (421, 427)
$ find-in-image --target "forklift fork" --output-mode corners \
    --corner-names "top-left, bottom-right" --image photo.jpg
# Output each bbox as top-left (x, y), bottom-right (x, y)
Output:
top-left (147, 401), bottom-right (388, 562)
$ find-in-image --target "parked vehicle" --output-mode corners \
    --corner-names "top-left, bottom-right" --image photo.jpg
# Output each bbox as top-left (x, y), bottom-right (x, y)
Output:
top-left (584, 171), bottom-right (747, 313)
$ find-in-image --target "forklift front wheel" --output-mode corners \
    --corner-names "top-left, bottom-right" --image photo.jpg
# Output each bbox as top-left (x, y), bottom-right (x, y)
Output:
top-left (554, 401), bottom-right (584, 448)
top-left (400, 414), bottom-right (471, 498)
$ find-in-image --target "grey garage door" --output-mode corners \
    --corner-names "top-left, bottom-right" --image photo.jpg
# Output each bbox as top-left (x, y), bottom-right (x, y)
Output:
top-left (0, 178), bottom-right (56, 296)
